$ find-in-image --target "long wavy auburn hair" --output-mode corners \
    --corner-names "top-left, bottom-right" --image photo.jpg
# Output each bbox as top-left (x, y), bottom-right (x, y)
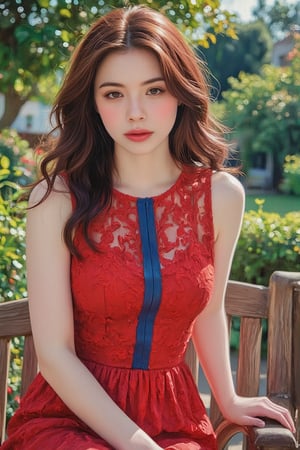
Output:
top-left (36, 5), bottom-right (232, 257)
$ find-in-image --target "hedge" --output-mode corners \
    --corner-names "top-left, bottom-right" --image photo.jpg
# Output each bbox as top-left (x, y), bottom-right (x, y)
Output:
top-left (231, 199), bottom-right (300, 286)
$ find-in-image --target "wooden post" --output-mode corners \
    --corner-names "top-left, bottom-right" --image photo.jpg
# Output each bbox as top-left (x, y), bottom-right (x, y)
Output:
top-left (0, 339), bottom-right (10, 444)
top-left (292, 281), bottom-right (300, 444)
top-left (20, 335), bottom-right (38, 397)
top-left (267, 271), bottom-right (300, 410)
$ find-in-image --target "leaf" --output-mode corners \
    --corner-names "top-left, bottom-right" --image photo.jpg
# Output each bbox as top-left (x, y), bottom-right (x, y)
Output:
top-left (206, 32), bottom-right (217, 45)
top-left (0, 156), bottom-right (10, 170)
top-left (61, 30), bottom-right (70, 43)
top-left (59, 8), bottom-right (72, 19)
top-left (37, 0), bottom-right (50, 7)
top-left (14, 26), bottom-right (31, 45)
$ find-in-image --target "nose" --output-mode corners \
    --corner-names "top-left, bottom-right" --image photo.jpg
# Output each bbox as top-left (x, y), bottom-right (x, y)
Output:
top-left (127, 97), bottom-right (145, 121)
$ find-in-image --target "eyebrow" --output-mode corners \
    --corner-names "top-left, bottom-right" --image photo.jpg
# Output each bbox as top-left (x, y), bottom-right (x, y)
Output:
top-left (98, 77), bottom-right (165, 89)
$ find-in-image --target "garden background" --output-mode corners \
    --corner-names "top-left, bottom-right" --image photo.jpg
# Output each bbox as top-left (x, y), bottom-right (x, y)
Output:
top-left (0, 0), bottom-right (299, 426)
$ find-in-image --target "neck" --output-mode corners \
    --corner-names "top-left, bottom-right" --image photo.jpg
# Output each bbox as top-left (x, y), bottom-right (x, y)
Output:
top-left (113, 153), bottom-right (181, 198)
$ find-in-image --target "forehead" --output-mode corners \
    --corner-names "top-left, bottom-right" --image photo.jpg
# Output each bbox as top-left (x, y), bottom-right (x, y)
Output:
top-left (95, 48), bottom-right (163, 82)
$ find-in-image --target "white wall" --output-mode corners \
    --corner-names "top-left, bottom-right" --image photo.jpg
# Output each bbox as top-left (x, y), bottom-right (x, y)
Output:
top-left (0, 94), bottom-right (51, 134)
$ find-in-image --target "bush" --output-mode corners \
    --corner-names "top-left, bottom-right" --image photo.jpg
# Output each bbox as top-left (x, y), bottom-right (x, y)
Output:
top-left (231, 199), bottom-right (300, 285)
top-left (0, 129), bottom-right (35, 302)
top-left (229, 200), bottom-right (300, 353)
top-left (0, 129), bottom-right (36, 199)
top-left (0, 185), bottom-right (26, 424)
top-left (0, 190), bottom-right (27, 302)
top-left (280, 154), bottom-right (300, 196)
top-left (0, 129), bottom-right (35, 424)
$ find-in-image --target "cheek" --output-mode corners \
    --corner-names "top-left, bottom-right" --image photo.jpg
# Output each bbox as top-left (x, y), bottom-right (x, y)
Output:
top-left (153, 99), bottom-right (178, 122)
top-left (97, 105), bottom-right (120, 134)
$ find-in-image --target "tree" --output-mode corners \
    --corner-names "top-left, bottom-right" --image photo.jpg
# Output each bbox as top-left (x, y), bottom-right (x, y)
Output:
top-left (252, 0), bottom-right (300, 39)
top-left (200, 20), bottom-right (273, 97)
top-left (0, 0), bottom-right (237, 129)
top-left (221, 44), bottom-right (300, 188)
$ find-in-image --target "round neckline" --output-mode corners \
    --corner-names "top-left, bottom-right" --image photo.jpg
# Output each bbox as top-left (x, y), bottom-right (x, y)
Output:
top-left (112, 169), bottom-right (186, 202)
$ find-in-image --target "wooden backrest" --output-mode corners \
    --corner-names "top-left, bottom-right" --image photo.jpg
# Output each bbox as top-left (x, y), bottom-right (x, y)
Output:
top-left (1, 271), bottom-right (300, 447)
top-left (0, 299), bottom-right (38, 443)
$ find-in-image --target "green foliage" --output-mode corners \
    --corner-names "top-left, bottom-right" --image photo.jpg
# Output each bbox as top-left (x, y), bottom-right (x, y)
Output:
top-left (245, 193), bottom-right (300, 215)
top-left (0, 190), bottom-right (27, 303)
top-left (0, 129), bottom-right (36, 198)
top-left (231, 200), bottom-right (300, 285)
top-left (0, 129), bottom-right (34, 302)
top-left (229, 198), bottom-right (300, 353)
top-left (252, 0), bottom-right (300, 40)
top-left (0, 0), bottom-right (237, 127)
top-left (200, 20), bottom-right (272, 96)
top-left (0, 130), bottom-right (34, 424)
top-left (222, 46), bottom-right (300, 186)
top-left (280, 154), bottom-right (300, 195)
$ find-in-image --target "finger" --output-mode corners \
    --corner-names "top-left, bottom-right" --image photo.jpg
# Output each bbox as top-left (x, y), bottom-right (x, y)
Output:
top-left (260, 408), bottom-right (295, 433)
top-left (240, 416), bottom-right (266, 428)
top-left (274, 412), bottom-right (296, 433)
top-left (253, 398), bottom-right (295, 431)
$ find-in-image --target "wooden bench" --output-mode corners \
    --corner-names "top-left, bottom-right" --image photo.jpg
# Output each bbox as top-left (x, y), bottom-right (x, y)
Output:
top-left (185, 271), bottom-right (300, 448)
top-left (1, 271), bottom-right (300, 448)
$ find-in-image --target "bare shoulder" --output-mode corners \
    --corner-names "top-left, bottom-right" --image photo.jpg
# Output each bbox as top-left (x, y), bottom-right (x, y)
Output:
top-left (27, 176), bottom-right (72, 234)
top-left (28, 175), bottom-right (71, 212)
top-left (211, 171), bottom-right (245, 239)
top-left (211, 171), bottom-right (245, 211)
top-left (211, 171), bottom-right (244, 202)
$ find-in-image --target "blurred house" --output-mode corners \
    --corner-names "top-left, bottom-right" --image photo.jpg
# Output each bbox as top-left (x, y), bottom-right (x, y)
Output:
top-left (247, 28), bottom-right (299, 190)
top-left (0, 94), bottom-right (51, 146)
top-left (272, 27), bottom-right (300, 67)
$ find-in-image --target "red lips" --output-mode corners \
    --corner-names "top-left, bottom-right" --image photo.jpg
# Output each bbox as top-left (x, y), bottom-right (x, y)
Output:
top-left (124, 129), bottom-right (153, 142)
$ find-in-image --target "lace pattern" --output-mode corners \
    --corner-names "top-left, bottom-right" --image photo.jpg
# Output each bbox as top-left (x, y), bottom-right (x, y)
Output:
top-left (71, 167), bottom-right (214, 368)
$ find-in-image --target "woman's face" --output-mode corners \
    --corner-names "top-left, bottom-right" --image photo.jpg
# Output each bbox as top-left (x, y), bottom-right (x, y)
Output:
top-left (94, 47), bottom-right (179, 159)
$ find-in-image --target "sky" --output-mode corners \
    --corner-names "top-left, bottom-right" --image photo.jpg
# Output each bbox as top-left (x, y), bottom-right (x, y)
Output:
top-left (222, 0), bottom-right (299, 22)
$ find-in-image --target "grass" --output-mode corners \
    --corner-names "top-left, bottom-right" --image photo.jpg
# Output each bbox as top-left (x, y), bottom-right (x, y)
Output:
top-left (245, 192), bottom-right (299, 215)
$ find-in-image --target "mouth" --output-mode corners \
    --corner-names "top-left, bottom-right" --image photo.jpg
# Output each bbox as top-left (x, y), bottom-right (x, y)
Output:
top-left (124, 129), bottom-right (153, 142)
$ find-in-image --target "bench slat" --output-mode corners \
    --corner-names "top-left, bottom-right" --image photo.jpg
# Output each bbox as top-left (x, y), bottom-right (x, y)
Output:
top-left (21, 336), bottom-right (38, 397)
top-left (0, 299), bottom-right (31, 338)
top-left (237, 317), bottom-right (262, 397)
top-left (225, 281), bottom-right (269, 318)
top-left (267, 272), bottom-right (294, 399)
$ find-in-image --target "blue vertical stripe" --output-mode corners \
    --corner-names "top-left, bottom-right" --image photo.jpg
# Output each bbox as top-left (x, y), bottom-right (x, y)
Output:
top-left (132, 198), bottom-right (162, 369)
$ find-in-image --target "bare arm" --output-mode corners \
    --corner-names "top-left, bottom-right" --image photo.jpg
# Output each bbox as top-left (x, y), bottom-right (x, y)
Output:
top-left (192, 172), bottom-right (295, 433)
top-left (27, 177), bottom-right (162, 450)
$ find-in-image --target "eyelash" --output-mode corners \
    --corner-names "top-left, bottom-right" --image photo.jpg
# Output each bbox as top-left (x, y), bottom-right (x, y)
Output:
top-left (104, 87), bottom-right (165, 99)
top-left (105, 92), bottom-right (122, 99)
top-left (147, 87), bottom-right (165, 96)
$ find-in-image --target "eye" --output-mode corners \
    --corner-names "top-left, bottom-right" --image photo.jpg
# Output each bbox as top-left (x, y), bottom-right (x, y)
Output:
top-left (147, 87), bottom-right (164, 96)
top-left (105, 91), bottom-right (122, 99)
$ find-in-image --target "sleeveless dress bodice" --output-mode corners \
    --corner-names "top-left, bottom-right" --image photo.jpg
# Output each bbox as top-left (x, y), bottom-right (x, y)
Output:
top-left (2, 167), bottom-right (217, 450)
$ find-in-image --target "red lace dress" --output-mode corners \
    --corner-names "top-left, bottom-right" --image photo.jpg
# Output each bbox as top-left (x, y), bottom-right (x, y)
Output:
top-left (2, 167), bottom-right (217, 450)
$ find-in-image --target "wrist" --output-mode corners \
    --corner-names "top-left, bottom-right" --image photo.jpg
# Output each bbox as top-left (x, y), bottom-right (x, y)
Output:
top-left (217, 392), bottom-right (239, 417)
top-left (120, 430), bottom-right (162, 450)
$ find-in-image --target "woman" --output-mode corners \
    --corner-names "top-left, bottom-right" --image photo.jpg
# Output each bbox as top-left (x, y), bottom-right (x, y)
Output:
top-left (2, 5), bottom-right (294, 450)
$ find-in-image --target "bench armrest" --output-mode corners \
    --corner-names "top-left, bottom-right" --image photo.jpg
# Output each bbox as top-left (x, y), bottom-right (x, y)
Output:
top-left (216, 419), bottom-right (298, 449)
top-left (252, 420), bottom-right (298, 448)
